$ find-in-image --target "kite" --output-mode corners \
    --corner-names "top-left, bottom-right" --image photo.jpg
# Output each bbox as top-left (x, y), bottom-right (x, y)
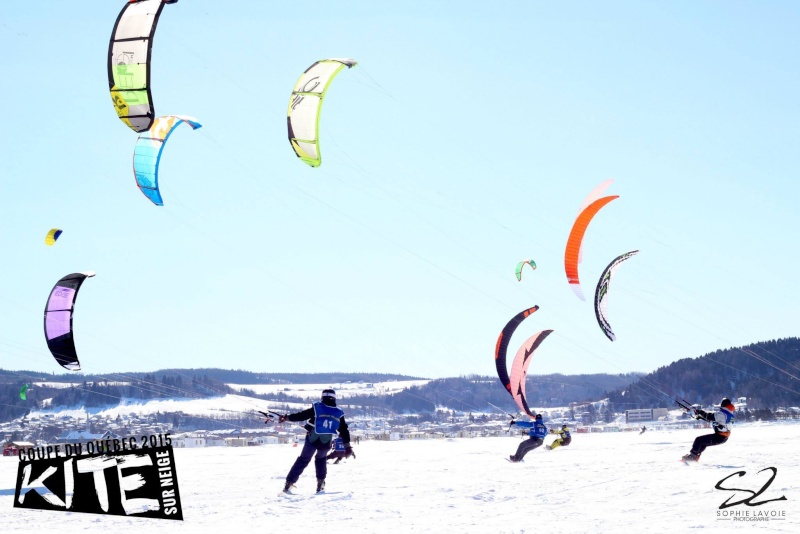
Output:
top-left (19, 384), bottom-right (30, 401)
top-left (287, 58), bottom-right (357, 167)
top-left (594, 250), bottom-right (639, 341)
top-left (577, 179), bottom-right (614, 214)
top-left (44, 272), bottom-right (95, 371)
top-left (494, 306), bottom-right (539, 403)
top-left (45, 228), bottom-right (63, 246)
top-left (576, 179), bottom-right (614, 264)
top-left (515, 260), bottom-right (537, 282)
top-left (133, 115), bottom-right (202, 205)
top-left (108, 0), bottom-right (179, 133)
top-left (509, 329), bottom-right (553, 416)
top-left (564, 195), bottom-right (619, 301)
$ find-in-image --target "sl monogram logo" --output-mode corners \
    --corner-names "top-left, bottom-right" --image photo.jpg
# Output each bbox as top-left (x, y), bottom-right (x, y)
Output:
top-left (715, 467), bottom-right (788, 509)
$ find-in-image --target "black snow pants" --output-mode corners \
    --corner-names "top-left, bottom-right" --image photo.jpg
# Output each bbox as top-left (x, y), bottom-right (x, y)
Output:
top-left (286, 434), bottom-right (331, 484)
top-left (690, 432), bottom-right (728, 457)
top-left (514, 437), bottom-right (543, 460)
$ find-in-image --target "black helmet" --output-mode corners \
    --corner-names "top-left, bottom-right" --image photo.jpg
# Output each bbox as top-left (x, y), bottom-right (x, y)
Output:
top-left (535, 414), bottom-right (542, 420)
top-left (562, 424), bottom-right (568, 429)
top-left (721, 398), bottom-right (734, 410)
top-left (321, 389), bottom-right (337, 406)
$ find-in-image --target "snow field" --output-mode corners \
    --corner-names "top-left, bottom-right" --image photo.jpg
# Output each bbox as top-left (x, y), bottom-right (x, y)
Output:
top-left (1, 422), bottom-right (798, 533)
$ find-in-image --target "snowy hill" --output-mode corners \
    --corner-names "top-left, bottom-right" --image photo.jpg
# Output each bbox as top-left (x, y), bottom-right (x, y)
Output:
top-left (227, 379), bottom-right (431, 398)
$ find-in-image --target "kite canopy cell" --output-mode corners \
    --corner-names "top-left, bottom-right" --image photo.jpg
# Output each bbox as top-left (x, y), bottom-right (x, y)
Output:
top-left (564, 195), bottom-right (619, 301)
top-left (45, 228), bottom-right (63, 246)
top-left (509, 329), bottom-right (553, 417)
top-left (287, 58), bottom-right (357, 167)
top-left (133, 115), bottom-right (201, 205)
top-left (44, 272), bottom-right (95, 371)
top-left (108, 0), bottom-right (179, 133)
top-left (594, 250), bottom-right (639, 341)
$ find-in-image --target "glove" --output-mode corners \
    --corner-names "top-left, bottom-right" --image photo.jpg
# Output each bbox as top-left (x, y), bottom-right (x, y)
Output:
top-left (345, 446), bottom-right (356, 459)
top-left (509, 420), bottom-right (515, 427)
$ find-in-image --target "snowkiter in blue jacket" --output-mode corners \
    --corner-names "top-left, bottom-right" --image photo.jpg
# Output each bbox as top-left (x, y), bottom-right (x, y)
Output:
top-left (508, 413), bottom-right (548, 462)
top-left (279, 389), bottom-right (353, 493)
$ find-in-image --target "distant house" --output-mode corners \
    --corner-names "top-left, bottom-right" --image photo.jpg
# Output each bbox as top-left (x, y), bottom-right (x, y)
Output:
top-left (206, 436), bottom-right (226, 447)
top-left (54, 430), bottom-right (121, 447)
top-left (625, 408), bottom-right (668, 423)
top-left (3, 440), bottom-right (35, 456)
top-left (370, 432), bottom-right (400, 441)
top-left (252, 436), bottom-right (280, 445)
top-left (173, 434), bottom-right (207, 448)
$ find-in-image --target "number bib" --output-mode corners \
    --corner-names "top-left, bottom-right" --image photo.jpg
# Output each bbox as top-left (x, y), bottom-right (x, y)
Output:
top-left (313, 402), bottom-right (344, 435)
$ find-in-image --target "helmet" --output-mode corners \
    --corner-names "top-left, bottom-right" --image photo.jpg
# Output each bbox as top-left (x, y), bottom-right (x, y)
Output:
top-left (321, 389), bottom-right (337, 406)
top-left (562, 424), bottom-right (568, 429)
top-left (721, 398), bottom-right (735, 411)
top-left (535, 414), bottom-right (542, 420)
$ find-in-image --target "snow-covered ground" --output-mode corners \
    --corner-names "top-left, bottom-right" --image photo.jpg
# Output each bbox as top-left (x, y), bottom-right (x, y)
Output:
top-left (2, 421), bottom-right (798, 532)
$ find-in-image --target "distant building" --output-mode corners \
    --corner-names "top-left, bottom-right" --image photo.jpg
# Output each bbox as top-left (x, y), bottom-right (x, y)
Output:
top-left (173, 434), bottom-right (207, 448)
top-left (253, 435), bottom-right (280, 445)
top-left (3, 440), bottom-right (35, 456)
top-left (625, 408), bottom-right (668, 423)
top-left (54, 430), bottom-right (121, 446)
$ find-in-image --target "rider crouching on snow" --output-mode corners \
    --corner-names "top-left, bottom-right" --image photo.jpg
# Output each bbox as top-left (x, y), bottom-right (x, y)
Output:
top-left (547, 424), bottom-right (571, 450)
top-left (508, 413), bottom-right (547, 462)
top-left (682, 397), bottom-right (735, 463)
top-left (327, 436), bottom-right (356, 464)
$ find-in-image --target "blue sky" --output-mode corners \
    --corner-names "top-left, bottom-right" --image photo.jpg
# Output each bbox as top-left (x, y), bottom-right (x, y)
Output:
top-left (1, 1), bottom-right (798, 379)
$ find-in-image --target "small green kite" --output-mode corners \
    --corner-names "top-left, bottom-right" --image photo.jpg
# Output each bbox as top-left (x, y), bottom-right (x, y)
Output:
top-left (515, 260), bottom-right (537, 281)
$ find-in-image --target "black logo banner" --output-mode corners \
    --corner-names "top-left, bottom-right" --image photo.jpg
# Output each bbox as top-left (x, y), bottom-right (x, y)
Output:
top-left (13, 438), bottom-right (182, 520)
